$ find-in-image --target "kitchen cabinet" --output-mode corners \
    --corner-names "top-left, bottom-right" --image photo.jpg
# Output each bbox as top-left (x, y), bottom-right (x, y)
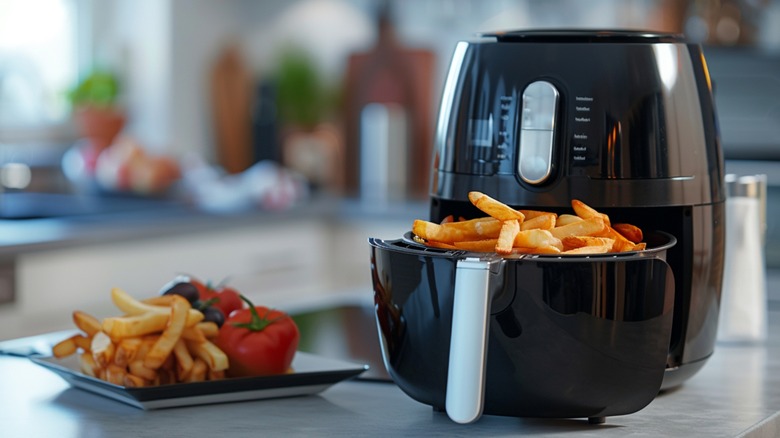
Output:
top-left (0, 197), bottom-right (420, 341)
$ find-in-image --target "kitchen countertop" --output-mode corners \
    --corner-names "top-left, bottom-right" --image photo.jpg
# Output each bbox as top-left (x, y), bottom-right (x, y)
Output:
top-left (1, 311), bottom-right (778, 437)
top-left (0, 193), bottom-right (427, 255)
top-left (2, 193), bottom-right (779, 436)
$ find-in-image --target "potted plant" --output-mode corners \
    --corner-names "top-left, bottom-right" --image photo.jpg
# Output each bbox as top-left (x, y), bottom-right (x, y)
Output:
top-left (273, 49), bottom-right (343, 191)
top-left (68, 70), bottom-right (125, 153)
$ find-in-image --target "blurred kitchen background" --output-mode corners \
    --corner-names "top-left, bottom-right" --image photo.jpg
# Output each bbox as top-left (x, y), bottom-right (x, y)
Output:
top-left (1, 0), bottom-right (780, 353)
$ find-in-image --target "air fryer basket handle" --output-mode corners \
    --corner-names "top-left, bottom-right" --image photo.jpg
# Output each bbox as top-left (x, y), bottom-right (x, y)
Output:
top-left (446, 257), bottom-right (504, 424)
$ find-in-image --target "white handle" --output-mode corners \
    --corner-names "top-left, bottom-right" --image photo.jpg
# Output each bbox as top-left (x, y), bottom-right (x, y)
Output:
top-left (445, 257), bottom-right (501, 424)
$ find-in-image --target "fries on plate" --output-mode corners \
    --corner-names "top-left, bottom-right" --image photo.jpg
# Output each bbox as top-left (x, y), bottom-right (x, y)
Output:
top-left (52, 288), bottom-right (228, 387)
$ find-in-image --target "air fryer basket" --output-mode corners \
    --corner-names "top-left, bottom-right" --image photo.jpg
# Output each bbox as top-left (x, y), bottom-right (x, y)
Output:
top-left (370, 231), bottom-right (676, 422)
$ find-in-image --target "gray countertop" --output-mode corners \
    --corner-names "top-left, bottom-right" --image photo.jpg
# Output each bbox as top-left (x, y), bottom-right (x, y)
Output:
top-left (1, 311), bottom-right (779, 437)
top-left (2, 195), bottom-right (779, 436)
top-left (0, 194), bottom-right (427, 256)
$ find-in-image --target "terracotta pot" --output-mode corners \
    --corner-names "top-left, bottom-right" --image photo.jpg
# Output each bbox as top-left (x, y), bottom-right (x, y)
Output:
top-left (74, 106), bottom-right (126, 152)
top-left (282, 123), bottom-right (344, 192)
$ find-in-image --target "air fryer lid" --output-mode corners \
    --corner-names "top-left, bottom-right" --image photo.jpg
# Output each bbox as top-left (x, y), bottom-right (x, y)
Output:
top-left (482, 29), bottom-right (684, 43)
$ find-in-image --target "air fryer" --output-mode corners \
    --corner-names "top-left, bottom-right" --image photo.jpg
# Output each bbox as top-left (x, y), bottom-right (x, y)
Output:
top-left (428, 30), bottom-right (725, 389)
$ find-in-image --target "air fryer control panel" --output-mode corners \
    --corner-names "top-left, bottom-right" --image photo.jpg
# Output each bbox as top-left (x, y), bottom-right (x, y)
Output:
top-left (568, 93), bottom-right (603, 173)
top-left (518, 81), bottom-right (559, 184)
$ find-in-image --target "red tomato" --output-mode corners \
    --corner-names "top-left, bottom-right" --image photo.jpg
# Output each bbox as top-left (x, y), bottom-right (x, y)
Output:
top-left (211, 286), bottom-right (243, 317)
top-left (192, 278), bottom-right (244, 318)
top-left (216, 296), bottom-right (299, 377)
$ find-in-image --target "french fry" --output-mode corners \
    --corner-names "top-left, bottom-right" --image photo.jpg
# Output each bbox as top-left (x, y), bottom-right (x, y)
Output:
top-left (496, 220), bottom-right (520, 254)
top-left (453, 239), bottom-right (498, 252)
top-left (511, 245), bottom-right (562, 255)
top-left (134, 337), bottom-right (154, 361)
top-left (599, 226), bottom-right (637, 252)
top-left (562, 236), bottom-right (615, 252)
top-left (556, 214), bottom-right (583, 227)
top-left (73, 311), bottom-right (102, 337)
top-left (142, 295), bottom-right (177, 306)
top-left (571, 199), bottom-right (611, 226)
top-left (186, 339), bottom-right (229, 372)
top-left (613, 223), bottom-right (643, 243)
top-left (550, 217), bottom-right (606, 240)
top-left (129, 360), bottom-right (158, 381)
top-left (186, 358), bottom-right (207, 383)
top-left (114, 338), bottom-right (143, 367)
top-left (442, 217), bottom-right (503, 239)
top-left (52, 335), bottom-right (79, 358)
top-left (143, 296), bottom-right (189, 370)
top-left (412, 219), bottom-right (466, 243)
top-left (182, 325), bottom-right (208, 344)
top-left (519, 209), bottom-right (556, 220)
top-left (415, 238), bottom-right (458, 250)
top-left (106, 364), bottom-right (127, 385)
top-left (514, 229), bottom-right (564, 251)
top-left (195, 322), bottom-right (219, 339)
top-left (111, 288), bottom-right (203, 326)
top-left (91, 331), bottom-right (115, 368)
top-left (73, 334), bottom-right (92, 352)
top-left (173, 340), bottom-right (194, 381)
top-left (123, 373), bottom-right (147, 388)
top-left (521, 213), bottom-right (556, 231)
top-left (102, 313), bottom-right (170, 339)
top-left (468, 191), bottom-right (525, 222)
top-left (562, 244), bottom-right (613, 255)
top-left (79, 352), bottom-right (100, 377)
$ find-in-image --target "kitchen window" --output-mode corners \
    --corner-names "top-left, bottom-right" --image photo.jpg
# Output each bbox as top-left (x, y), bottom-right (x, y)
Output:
top-left (0, 0), bottom-right (83, 136)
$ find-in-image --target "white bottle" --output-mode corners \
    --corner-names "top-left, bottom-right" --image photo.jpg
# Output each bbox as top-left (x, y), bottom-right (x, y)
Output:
top-left (718, 174), bottom-right (767, 343)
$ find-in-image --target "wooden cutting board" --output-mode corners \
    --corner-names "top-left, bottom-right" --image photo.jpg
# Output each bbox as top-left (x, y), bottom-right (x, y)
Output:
top-left (210, 44), bottom-right (254, 174)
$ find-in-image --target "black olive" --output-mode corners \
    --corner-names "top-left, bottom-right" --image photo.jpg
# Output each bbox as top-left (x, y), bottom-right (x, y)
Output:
top-left (160, 280), bottom-right (200, 304)
top-left (202, 306), bottom-right (225, 327)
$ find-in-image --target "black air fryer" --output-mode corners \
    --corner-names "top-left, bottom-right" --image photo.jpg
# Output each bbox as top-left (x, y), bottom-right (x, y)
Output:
top-left (369, 30), bottom-right (725, 424)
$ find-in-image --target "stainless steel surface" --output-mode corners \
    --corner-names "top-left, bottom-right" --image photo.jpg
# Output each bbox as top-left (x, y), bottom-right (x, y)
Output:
top-left (719, 175), bottom-right (768, 343)
top-left (726, 161), bottom-right (780, 269)
top-left (360, 103), bottom-right (408, 203)
top-left (446, 257), bottom-right (501, 424)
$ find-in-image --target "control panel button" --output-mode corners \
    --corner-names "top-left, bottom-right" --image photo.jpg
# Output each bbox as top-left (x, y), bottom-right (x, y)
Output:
top-left (518, 81), bottom-right (558, 185)
top-left (520, 81), bottom-right (558, 130)
top-left (518, 130), bottom-right (555, 184)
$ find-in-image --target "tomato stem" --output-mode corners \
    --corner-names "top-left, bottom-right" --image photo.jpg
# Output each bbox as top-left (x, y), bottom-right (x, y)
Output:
top-left (196, 297), bottom-right (219, 312)
top-left (232, 294), bottom-right (285, 332)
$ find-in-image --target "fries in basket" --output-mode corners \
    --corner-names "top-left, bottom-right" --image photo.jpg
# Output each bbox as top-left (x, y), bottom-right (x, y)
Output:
top-left (412, 192), bottom-right (647, 255)
top-left (52, 287), bottom-right (227, 387)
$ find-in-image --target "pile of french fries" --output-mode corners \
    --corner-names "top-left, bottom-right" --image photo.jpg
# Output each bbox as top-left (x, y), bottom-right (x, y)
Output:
top-left (412, 191), bottom-right (646, 255)
top-left (52, 287), bottom-right (228, 387)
